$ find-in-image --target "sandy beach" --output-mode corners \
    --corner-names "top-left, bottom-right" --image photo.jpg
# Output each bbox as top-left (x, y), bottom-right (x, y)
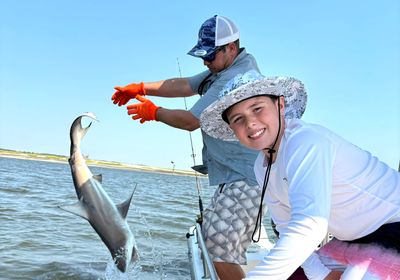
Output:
top-left (0, 149), bottom-right (206, 177)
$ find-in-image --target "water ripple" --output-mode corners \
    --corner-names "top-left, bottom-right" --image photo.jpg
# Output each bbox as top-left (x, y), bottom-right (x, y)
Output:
top-left (0, 157), bottom-right (214, 279)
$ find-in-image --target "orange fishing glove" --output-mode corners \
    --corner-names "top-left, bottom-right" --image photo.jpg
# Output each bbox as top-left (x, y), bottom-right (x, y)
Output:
top-left (112, 82), bottom-right (146, 106)
top-left (127, 95), bottom-right (160, 124)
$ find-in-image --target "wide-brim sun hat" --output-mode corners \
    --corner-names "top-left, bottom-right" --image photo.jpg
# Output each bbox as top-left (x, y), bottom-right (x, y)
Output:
top-left (200, 70), bottom-right (307, 141)
top-left (188, 15), bottom-right (240, 59)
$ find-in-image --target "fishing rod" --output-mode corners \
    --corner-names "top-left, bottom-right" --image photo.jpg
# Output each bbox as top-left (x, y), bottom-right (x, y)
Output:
top-left (177, 58), bottom-right (204, 223)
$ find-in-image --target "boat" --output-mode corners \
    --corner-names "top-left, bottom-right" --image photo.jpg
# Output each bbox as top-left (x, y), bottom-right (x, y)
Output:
top-left (186, 221), bottom-right (274, 280)
top-left (186, 162), bottom-right (275, 279)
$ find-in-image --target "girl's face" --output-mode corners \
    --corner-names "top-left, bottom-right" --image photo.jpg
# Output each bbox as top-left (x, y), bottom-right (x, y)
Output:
top-left (226, 95), bottom-right (285, 153)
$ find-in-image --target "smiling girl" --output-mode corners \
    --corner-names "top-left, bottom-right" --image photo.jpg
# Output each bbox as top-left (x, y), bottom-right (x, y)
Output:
top-left (200, 70), bottom-right (400, 280)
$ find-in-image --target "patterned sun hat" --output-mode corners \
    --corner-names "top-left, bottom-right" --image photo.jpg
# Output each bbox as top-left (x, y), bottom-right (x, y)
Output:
top-left (200, 70), bottom-right (307, 141)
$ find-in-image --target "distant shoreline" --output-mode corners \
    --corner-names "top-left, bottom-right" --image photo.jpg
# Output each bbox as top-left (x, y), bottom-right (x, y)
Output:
top-left (0, 149), bottom-right (206, 177)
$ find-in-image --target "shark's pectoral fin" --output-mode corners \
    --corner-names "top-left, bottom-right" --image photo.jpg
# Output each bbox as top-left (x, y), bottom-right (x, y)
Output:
top-left (59, 201), bottom-right (90, 220)
top-left (116, 184), bottom-right (137, 219)
top-left (93, 174), bottom-right (103, 183)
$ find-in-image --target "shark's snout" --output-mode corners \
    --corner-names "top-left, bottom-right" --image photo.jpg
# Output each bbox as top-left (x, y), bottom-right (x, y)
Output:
top-left (116, 258), bottom-right (128, 273)
top-left (113, 244), bottom-right (138, 272)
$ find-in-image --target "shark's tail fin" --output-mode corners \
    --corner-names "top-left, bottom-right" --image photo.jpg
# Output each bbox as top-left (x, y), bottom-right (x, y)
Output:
top-left (69, 112), bottom-right (98, 155)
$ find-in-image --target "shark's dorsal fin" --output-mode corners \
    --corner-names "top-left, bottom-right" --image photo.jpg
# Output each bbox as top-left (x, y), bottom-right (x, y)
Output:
top-left (116, 184), bottom-right (137, 219)
top-left (93, 174), bottom-right (103, 183)
top-left (59, 201), bottom-right (89, 220)
top-left (116, 192), bottom-right (133, 219)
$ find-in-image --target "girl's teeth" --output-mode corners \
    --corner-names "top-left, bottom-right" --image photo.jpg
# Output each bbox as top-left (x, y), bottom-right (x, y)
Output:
top-left (250, 129), bottom-right (264, 138)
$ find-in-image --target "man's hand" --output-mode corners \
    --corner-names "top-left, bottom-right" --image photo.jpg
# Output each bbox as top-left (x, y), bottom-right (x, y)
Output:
top-left (112, 82), bottom-right (146, 106)
top-left (127, 95), bottom-right (160, 123)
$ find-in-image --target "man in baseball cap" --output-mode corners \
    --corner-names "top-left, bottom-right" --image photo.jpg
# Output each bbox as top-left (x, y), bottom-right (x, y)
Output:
top-left (112, 16), bottom-right (263, 280)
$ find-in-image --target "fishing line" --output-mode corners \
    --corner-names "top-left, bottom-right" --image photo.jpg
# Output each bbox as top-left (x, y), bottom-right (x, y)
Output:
top-left (177, 58), bottom-right (204, 223)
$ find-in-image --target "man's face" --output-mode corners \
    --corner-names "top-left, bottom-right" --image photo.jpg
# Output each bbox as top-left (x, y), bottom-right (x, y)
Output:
top-left (203, 43), bottom-right (236, 74)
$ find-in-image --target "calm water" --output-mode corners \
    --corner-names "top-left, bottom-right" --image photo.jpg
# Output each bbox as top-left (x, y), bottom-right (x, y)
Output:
top-left (0, 157), bottom-right (275, 279)
top-left (0, 157), bottom-right (214, 280)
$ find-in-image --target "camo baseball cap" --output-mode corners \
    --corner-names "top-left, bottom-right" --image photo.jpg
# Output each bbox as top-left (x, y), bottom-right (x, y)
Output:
top-left (188, 15), bottom-right (240, 59)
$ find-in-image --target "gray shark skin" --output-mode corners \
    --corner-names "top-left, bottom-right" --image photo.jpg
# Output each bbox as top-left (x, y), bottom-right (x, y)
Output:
top-left (59, 113), bottom-right (137, 272)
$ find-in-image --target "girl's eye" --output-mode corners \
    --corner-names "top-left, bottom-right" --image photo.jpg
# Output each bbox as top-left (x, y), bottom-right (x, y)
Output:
top-left (254, 106), bottom-right (263, 113)
top-left (231, 116), bottom-right (243, 124)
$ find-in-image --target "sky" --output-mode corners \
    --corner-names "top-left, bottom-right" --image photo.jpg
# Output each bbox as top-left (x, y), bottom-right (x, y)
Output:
top-left (0, 0), bottom-right (399, 171)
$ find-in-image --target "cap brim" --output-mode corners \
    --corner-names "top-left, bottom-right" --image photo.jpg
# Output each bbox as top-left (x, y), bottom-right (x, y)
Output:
top-left (187, 43), bottom-right (217, 58)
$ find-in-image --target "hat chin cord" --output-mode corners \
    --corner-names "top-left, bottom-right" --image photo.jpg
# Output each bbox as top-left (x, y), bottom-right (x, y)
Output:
top-left (252, 97), bottom-right (282, 242)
